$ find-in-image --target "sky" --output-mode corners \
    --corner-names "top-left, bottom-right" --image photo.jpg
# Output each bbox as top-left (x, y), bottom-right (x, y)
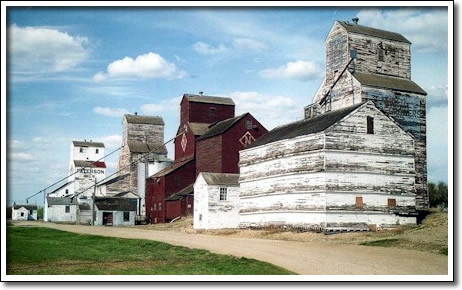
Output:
top-left (5, 5), bottom-right (449, 205)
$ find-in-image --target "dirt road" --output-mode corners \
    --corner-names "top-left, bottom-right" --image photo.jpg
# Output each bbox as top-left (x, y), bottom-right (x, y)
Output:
top-left (14, 221), bottom-right (448, 275)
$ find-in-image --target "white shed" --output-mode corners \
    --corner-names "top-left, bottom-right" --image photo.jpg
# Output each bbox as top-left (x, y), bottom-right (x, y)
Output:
top-left (45, 197), bottom-right (78, 223)
top-left (95, 197), bottom-right (137, 226)
top-left (194, 172), bottom-right (240, 230)
top-left (12, 205), bottom-right (38, 221)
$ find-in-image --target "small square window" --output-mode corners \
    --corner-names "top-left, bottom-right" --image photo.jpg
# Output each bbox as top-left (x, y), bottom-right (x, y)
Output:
top-left (209, 107), bottom-right (216, 116)
top-left (96, 148), bottom-right (99, 154)
top-left (123, 211), bottom-right (130, 222)
top-left (65, 189), bottom-right (69, 194)
top-left (246, 120), bottom-right (253, 130)
top-left (355, 197), bottom-right (363, 209)
top-left (159, 203), bottom-right (162, 211)
top-left (20, 212), bottom-right (24, 217)
top-left (220, 187), bottom-right (228, 201)
top-left (65, 205), bottom-right (70, 213)
top-left (378, 48), bottom-right (385, 62)
top-left (79, 147), bottom-right (83, 153)
top-left (388, 199), bottom-right (397, 207)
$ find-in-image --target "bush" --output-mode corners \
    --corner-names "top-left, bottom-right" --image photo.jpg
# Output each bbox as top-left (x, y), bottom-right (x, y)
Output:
top-left (428, 181), bottom-right (448, 208)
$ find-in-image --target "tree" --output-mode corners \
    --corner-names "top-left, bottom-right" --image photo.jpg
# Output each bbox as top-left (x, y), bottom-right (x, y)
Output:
top-left (428, 181), bottom-right (448, 208)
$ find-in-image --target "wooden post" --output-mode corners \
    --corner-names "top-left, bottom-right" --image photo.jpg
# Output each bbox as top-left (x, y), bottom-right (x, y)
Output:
top-left (92, 178), bottom-right (96, 226)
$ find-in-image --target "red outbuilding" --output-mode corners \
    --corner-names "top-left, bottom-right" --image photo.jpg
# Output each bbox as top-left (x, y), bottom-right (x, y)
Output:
top-left (145, 93), bottom-right (267, 223)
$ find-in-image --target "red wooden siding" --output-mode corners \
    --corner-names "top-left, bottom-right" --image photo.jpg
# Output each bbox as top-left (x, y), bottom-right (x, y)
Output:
top-left (174, 125), bottom-right (196, 161)
top-left (180, 97), bottom-right (235, 126)
top-left (195, 135), bottom-right (223, 175)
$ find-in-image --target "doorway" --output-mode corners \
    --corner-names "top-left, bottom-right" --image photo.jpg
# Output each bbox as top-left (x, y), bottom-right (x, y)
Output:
top-left (102, 212), bottom-right (113, 226)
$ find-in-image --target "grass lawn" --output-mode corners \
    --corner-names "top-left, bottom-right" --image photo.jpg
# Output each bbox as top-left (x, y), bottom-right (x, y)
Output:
top-left (7, 226), bottom-right (294, 275)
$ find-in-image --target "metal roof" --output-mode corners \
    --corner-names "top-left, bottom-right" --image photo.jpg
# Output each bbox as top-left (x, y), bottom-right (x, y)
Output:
top-left (50, 180), bottom-right (74, 194)
top-left (247, 103), bottom-right (363, 149)
top-left (13, 204), bottom-right (38, 210)
top-left (337, 21), bottom-right (411, 44)
top-left (47, 197), bottom-right (78, 206)
top-left (352, 72), bottom-right (427, 95)
top-left (124, 114), bottom-right (165, 125)
top-left (184, 94), bottom-right (235, 106)
top-left (197, 114), bottom-right (247, 141)
top-left (95, 197), bottom-right (137, 211)
top-left (200, 172), bottom-right (240, 186)
top-left (74, 160), bottom-right (106, 168)
top-left (72, 140), bottom-right (105, 148)
top-left (79, 204), bottom-right (91, 210)
top-left (166, 184), bottom-right (194, 201)
top-left (150, 156), bottom-right (195, 178)
top-left (127, 141), bottom-right (168, 154)
top-left (188, 122), bottom-right (212, 136)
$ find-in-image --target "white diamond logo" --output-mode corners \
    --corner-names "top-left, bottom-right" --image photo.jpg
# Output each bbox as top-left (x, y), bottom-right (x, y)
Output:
top-left (239, 131), bottom-right (256, 147)
top-left (181, 134), bottom-right (187, 152)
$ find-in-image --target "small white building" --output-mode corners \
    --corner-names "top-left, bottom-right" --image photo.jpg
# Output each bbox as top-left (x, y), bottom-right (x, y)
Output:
top-left (95, 198), bottom-right (136, 226)
top-left (239, 102), bottom-right (417, 231)
top-left (12, 205), bottom-right (38, 221)
top-left (194, 172), bottom-right (240, 230)
top-left (45, 197), bottom-right (78, 223)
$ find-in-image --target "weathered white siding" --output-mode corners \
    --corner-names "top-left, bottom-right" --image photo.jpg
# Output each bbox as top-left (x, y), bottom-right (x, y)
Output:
top-left (193, 174), bottom-right (240, 230)
top-left (239, 102), bottom-right (417, 230)
top-left (12, 207), bottom-right (37, 221)
top-left (46, 205), bottom-right (78, 223)
top-left (95, 210), bottom-right (135, 226)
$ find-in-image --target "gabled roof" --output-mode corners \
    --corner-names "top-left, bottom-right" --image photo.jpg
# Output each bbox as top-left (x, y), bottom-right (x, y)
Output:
top-left (189, 122), bottom-right (212, 136)
top-left (50, 180), bottom-right (74, 194)
top-left (337, 21), bottom-right (411, 44)
top-left (47, 197), bottom-right (78, 206)
top-left (200, 172), bottom-right (240, 186)
top-left (166, 184), bottom-right (194, 201)
top-left (352, 72), bottom-right (427, 95)
top-left (183, 94), bottom-right (235, 106)
top-left (113, 191), bottom-right (140, 199)
top-left (127, 141), bottom-right (168, 154)
top-left (197, 114), bottom-right (247, 141)
top-left (79, 204), bottom-right (91, 210)
top-left (95, 197), bottom-right (137, 211)
top-left (247, 104), bottom-right (363, 149)
top-left (13, 204), bottom-right (38, 210)
top-left (98, 173), bottom-right (130, 187)
top-left (150, 156), bottom-right (195, 178)
top-left (74, 160), bottom-right (106, 168)
top-left (72, 140), bottom-right (105, 148)
top-left (124, 114), bottom-right (165, 125)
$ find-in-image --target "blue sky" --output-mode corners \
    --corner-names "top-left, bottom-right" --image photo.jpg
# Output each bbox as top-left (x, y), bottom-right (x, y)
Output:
top-left (6, 6), bottom-right (449, 205)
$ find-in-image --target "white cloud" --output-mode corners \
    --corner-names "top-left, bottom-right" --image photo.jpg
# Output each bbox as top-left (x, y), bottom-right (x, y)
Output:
top-left (427, 106), bottom-right (448, 182)
top-left (93, 52), bottom-right (186, 81)
top-left (425, 84), bottom-right (448, 108)
top-left (9, 152), bottom-right (36, 162)
top-left (259, 60), bottom-right (322, 81)
top-left (9, 24), bottom-right (89, 72)
top-left (8, 140), bottom-right (24, 149)
top-left (97, 135), bottom-right (123, 149)
top-left (193, 41), bottom-right (229, 55)
top-left (232, 38), bottom-right (267, 51)
top-left (229, 91), bottom-right (302, 129)
top-left (356, 8), bottom-right (448, 52)
top-left (140, 96), bottom-right (182, 115)
top-left (93, 106), bottom-right (129, 117)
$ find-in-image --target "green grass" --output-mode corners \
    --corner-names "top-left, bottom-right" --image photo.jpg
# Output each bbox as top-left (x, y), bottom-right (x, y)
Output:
top-left (360, 238), bottom-right (401, 247)
top-left (7, 226), bottom-right (294, 275)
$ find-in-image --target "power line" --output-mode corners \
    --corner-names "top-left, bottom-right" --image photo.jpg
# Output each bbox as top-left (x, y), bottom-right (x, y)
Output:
top-left (25, 144), bottom-right (124, 202)
top-left (70, 128), bottom-right (186, 200)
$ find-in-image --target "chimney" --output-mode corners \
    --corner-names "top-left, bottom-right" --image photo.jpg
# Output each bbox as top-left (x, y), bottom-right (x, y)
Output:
top-left (352, 17), bottom-right (359, 25)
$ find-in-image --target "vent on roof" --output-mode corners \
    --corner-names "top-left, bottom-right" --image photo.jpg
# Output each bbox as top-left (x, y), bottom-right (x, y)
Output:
top-left (134, 112), bottom-right (138, 115)
top-left (352, 17), bottom-right (359, 25)
top-left (199, 91), bottom-right (203, 96)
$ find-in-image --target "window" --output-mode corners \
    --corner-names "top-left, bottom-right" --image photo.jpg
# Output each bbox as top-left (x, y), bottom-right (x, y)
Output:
top-left (388, 199), bottom-right (397, 207)
top-left (199, 214), bottom-right (202, 221)
top-left (367, 116), bottom-right (374, 134)
top-left (154, 203), bottom-right (157, 211)
top-left (29, 210), bottom-right (33, 215)
top-left (96, 148), bottom-right (99, 154)
top-left (158, 203), bottom-right (162, 211)
top-left (65, 205), bottom-right (70, 213)
top-left (65, 189), bottom-right (69, 194)
top-left (123, 211), bottom-right (130, 222)
top-left (20, 212), bottom-right (24, 217)
top-left (355, 197), bottom-right (363, 209)
top-left (209, 107), bottom-right (216, 117)
top-left (79, 147), bottom-right (83, 153)
top-left (220, 187), bottom-right (228, 201)
top-left (246, 120), bottom-right (253, 130)
top-left (378, 48), bottom-right (385, 62)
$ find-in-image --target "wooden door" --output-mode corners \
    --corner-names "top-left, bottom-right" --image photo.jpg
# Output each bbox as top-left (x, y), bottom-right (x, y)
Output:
top-left (103, 212), bottom-right (113, 226)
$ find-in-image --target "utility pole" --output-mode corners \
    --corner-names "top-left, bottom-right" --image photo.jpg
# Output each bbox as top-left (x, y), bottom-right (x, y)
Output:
top-left (92, 178), bottom-right (96, 226)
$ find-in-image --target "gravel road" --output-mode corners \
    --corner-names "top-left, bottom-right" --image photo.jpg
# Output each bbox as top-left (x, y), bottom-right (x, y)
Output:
top-left (14, 221), bottom-right (448, 275)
